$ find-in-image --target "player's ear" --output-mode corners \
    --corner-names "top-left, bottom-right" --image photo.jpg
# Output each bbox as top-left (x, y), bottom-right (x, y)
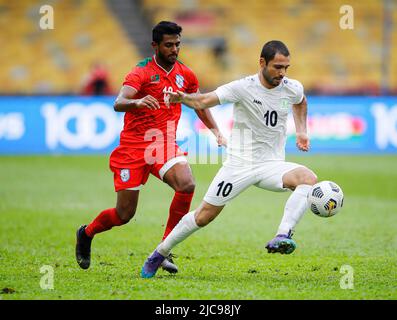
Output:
top-left (259, 57), bottom-right (266, 68)
top-left (151, 41), bottom-right (158, 51)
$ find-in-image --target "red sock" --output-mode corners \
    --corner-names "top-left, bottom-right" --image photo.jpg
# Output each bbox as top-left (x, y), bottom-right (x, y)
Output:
top-left (85, 208), bottom-right (125, 238)
top-left (162, 192), bottom-right (194, 240)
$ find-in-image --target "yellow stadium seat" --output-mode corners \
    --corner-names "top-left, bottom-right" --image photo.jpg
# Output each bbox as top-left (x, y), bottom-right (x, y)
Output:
top-left (0, 0), bottom-right (141, 94)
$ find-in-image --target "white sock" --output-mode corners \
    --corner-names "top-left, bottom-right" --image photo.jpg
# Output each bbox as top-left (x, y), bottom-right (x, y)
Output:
top-left (276, 184), bottom-right (311, 236)
top-left (157, 211), bottom-right (200, 257)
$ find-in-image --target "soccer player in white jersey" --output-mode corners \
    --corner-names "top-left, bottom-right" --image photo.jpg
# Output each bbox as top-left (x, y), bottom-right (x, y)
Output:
top-left (141, 40), bottom-right (318, 278)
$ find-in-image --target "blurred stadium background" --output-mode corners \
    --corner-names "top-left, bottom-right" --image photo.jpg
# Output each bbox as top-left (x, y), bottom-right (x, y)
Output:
top-left (0, 0), bottom-right (396, 156)
top-left (0, 0), bottom-right (396, 95)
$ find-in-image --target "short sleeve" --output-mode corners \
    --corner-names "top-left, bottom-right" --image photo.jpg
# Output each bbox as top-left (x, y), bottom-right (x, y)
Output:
top-left (122, 67), bottom-right (145, 91)
top-left (214, 79), bottom-right (242, 104)
top-left (185, 70), bottom-right (199, 94)
top-left (290, 79), bottom-right (304, 105)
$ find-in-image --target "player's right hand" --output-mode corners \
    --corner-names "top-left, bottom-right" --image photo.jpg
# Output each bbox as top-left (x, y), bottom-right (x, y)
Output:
top-left (136, 95), bottom-right (160, 110)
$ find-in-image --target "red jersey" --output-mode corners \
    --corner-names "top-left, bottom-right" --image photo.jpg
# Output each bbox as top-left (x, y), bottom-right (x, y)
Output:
top-left (110, 55), bottom-right (199, 168)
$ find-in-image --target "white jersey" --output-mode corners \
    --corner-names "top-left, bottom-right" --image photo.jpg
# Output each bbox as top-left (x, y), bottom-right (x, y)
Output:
top-left (215, 74), bottom-right (304, 165)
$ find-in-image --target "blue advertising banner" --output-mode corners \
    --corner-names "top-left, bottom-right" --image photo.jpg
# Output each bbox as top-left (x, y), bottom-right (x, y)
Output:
top-left (0, 96), bottom-right (122, 154)
top-left (286, 96), bottom-right (397, 154)
top-left (0, 96), bottom-right (396, 155)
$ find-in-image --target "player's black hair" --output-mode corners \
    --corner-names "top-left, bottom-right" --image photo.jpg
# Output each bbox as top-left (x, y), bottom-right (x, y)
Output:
top-left (260, 40), bottom-right (290, 64)
top-left (152, 21), bottom-right (182, 44)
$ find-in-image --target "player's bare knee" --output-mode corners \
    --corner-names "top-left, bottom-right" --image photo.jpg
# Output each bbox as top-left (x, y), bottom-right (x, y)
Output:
top-left (195, 215), bottom-right (211, 227)
top-left (308, 173), bottom-right (318, 185)
top-left (115, 206), bottom-right (136, 223)
top-left (194, 208), bottom-right (209, 227)
top-left (194, 204), bottom-right (221, 227)
top-left (177, 180), bottom-right (195, 194)
top-left (300, 170), bottom-right (317, 186)
top-left (119, 212), bottom-right (134, 223)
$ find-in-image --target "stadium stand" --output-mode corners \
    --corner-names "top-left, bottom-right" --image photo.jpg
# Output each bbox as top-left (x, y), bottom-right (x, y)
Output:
top-left (141, 0), bottom-right (393, 95)
top-left (0, 0), bottom-right (140, 94)
top-left (1, 0), bottom-right (395, 95)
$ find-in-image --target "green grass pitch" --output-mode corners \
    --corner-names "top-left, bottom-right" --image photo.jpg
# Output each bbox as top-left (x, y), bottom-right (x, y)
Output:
top-left (0, 155), bottom-right (396, 300)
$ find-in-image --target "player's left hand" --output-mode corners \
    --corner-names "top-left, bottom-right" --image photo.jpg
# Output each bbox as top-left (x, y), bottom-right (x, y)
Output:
top-left (216, 132), bottom-right (228, 147)
top-left (296, 132), bottom-right (310, 151)
top-left (210, 129), bottom-right (227, 147)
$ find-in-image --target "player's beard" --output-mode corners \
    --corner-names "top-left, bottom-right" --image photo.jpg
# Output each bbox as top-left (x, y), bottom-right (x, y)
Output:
top-left (262, 69), bottom-right (282, 87)
top-left (158, 51), bottom-right (177, 68)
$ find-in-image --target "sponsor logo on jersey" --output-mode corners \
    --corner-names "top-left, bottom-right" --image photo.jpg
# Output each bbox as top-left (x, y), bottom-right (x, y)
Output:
top-left (120, 169), bottom-right (130, 182)
top-left (150, 74), bottom-right (160, 83)
top-left (253, 99), bottom-right (262, 105)
top-left (176, 74), bottom-right (184, 88)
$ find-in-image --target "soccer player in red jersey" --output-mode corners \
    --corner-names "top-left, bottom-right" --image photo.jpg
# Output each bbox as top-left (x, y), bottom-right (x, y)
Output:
top-left (75, 21), bottom-right (226, 273)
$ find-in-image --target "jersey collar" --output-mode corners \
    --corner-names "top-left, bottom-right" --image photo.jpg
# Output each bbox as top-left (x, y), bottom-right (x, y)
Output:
top-left (153, 55), bottom-right (175, 76)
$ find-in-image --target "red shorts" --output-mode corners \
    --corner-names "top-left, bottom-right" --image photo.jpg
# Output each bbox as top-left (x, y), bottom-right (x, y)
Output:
top-left (109, 142), bottom-right (188, 192)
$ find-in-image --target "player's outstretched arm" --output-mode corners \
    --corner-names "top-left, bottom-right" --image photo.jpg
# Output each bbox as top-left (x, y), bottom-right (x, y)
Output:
top-left (168, 90), bottom-right (220, 110)
top-left (292, 95), bottom-right (310, 152)
top-left (114, 85), bottom-right (160, 112)
top-left (191, 90), bottom-right (227, 147)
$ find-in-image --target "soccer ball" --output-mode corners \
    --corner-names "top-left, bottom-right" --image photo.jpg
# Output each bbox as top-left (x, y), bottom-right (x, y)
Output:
top-left (308, 181), bottom-right (344, 217)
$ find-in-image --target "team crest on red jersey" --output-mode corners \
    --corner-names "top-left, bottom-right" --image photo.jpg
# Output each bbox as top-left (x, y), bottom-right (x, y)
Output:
top-left (175, 74), bottom-right (184, 88)
top-left (120, 169), bottom-right (130, 182)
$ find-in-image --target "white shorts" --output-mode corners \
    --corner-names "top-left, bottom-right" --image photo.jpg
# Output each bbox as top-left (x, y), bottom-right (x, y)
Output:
top-left (203, 161), bottom-right (304, 206)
